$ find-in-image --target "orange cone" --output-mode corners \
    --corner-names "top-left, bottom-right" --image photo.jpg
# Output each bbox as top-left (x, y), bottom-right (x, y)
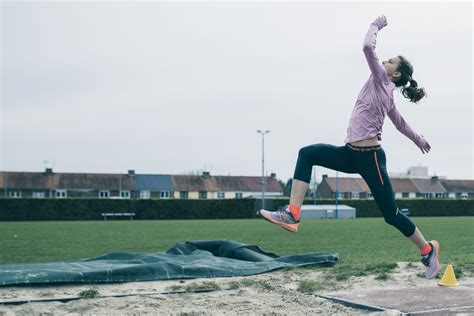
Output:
top-left (438, 264), bottom-right (459, 286)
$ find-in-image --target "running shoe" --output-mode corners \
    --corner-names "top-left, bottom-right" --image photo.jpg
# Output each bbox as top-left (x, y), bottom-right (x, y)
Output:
top-left (421, 240), bottom-right (440, 279)
top-left (259, 205), bottom-right (300, 233)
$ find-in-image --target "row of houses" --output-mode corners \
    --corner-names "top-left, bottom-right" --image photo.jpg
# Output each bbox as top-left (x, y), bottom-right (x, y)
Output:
top-left (1, 169), bottom-right (473, 200)
top-left (316, 175), bottom-right (474, 200)
top-left (0, 169), bottom-right (284, 199)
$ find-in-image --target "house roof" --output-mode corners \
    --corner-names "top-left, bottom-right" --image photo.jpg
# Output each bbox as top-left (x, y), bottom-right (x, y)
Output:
top-left (172, 175), bottom-right (283, 192)
top-left (0, 172), bottom-right (59, 190)
top-left (135, 175), bottom-right (173, 191)
top-left (411, 178), bottom-right (448, 193)
top-left (214, 176), bottom-right (283, 192)
top-left (57, 173), bottom-right (136, 190)
top-left (390, 178), bottom-right (419, 192)
top-left (0, 172), bottom-right (136, 190)
top-left (1, 171), bottom-right (284, 192)
top-left (321, 177), bottom-right (437, 193)
top-left (322, 177), bottom-right (370, 192)
top-left (440, 179), bottom-right (474, 192)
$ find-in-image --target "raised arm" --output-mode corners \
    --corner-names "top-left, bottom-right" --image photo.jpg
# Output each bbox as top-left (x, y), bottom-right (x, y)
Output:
top-left (363, 16), bottom-right (389, 82)
top-left (388, 105), bottom-right (430, 153)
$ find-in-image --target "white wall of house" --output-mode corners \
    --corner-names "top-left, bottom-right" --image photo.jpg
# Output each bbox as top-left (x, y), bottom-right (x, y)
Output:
top-left (32, 192), bottom-right (45, 198)
top-left (159, 190), bottom-right (171, 199)
top-left (8, 191), bottom-right (22, 198)
top-left (189, 191), bottom-right (201, 199)
top-left (173, 190), bottom-right (283, 199)
top-left (229, 191), bottom-right (254, 198)
top-left (351, 192), bottom-right (360, 199)
top-left (55, 190), bottom-right (67, 198)
top-left (249, 191), bottom-right (284, 198)
top-left (141, 190), bottom-right (151, 199)
top-left (120, 190), bottom-right (131, 199)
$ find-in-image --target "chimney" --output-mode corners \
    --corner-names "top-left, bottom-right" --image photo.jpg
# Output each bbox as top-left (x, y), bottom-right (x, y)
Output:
top-left (128, 170), bottom-right (135, 177)
top-left (270, 173), bottom-right (276, 179)
top-left (202, 171), bottom-right (210, 178)
top-left (322, 174), bottom-right (328, 179)
top-left (431, 175), bottom-right (439, 181)
top-left (44, 168), bottom-right (53, 175)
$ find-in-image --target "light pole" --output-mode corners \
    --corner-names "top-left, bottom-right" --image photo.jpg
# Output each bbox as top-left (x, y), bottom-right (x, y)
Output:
top-left (312, 166), bottom-right (317, 205)
top-left (257, 130), bottom-right (270, 210)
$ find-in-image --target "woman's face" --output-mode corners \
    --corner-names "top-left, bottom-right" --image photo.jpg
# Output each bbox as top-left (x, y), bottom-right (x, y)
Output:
top-left (382, 56), bottom-right (402, 81)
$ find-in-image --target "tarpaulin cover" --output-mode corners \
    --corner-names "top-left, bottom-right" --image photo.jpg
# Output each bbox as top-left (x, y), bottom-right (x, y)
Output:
top-left (0, 240), bottom-right (338, 286)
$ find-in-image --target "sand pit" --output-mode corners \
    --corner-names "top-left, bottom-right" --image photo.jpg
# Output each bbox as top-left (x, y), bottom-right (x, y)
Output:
top-left (0, 262), bottom-right (470, 315)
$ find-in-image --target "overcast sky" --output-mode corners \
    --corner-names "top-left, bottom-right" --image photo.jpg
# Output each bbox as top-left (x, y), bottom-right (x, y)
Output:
top-left (1, 1), bottom-right (472, 183)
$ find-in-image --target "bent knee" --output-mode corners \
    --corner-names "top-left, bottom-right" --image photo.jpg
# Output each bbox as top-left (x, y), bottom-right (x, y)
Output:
top-left (384, 216), bottom-right (395, 226)
top-left (298, 144), bottom-right (324, 159)
top-left (298, 146), bottom-right (311, 158)
top-left (384, 213), bottom-right (399, 226)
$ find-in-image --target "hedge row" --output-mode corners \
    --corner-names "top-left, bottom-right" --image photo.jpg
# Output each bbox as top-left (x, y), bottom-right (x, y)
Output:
top-left (0, 199), bottom-right (257, 221)
top-left (0, 198), bottom-right (472, 221)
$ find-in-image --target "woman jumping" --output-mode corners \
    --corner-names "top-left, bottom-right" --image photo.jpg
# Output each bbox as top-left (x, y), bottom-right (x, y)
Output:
top-left (259, 15), bottom-right (440, 279)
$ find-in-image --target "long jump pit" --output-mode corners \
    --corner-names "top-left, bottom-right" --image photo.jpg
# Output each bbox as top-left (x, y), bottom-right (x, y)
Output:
top-left (1, 262), bottom-right (472, 315)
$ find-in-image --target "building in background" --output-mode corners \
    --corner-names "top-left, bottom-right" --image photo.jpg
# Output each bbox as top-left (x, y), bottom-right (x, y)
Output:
top-left (172, 172), bottom-right (284, 199)
top-left (440, 179), bottom-right (474, 199)
top-left (0, 169), bottom-right (136, 199)
top-left (0, 169), bottom-right (284, 199)
top-left (134, 174), bottom-right (173, 199)
top-left (389, 178), bottom-right (419, 199)
top-left (411, 177), bottom-right (449, 199)
top-left (316, 174), bottom-right (473, 199)
top-left (316, 175), bottom-right (371, 199)
top-left (389, 164), bottom-right (447, 179)
top-left (1, 168), bottom-right (473, 200)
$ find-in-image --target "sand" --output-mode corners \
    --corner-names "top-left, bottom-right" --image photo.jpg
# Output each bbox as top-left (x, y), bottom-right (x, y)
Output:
top-left (0, 262), bottom-right (468, 315)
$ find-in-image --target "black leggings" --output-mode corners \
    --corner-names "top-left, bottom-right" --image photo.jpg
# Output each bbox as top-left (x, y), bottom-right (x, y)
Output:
top-left (293, 143), bottom-right (416, 237)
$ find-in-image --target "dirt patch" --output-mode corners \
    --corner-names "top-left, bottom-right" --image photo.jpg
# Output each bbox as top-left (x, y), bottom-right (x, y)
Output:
top-left (0, 262), bottom-right (469, 315)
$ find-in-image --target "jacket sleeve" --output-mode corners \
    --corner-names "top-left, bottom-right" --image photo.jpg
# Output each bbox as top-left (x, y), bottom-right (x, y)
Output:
top-left (362, 17), bottom-right (389, 82)
top-left (387, 105), bottom-right (426, 149)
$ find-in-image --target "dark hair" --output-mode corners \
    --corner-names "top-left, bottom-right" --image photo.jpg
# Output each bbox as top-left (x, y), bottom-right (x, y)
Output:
top-left (395, 55), bottom-right (427, 103)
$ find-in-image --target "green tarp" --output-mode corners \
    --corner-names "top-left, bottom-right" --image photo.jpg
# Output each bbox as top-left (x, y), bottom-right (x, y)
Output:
top-left (0, 240), bottom-right (338, 286)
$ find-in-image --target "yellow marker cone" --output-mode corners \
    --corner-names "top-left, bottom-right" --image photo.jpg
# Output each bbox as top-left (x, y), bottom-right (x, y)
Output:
top-left (438, 264), bottom-right (459, 286)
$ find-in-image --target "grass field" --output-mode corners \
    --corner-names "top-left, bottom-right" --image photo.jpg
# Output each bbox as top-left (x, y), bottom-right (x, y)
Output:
top-left (1, 217), bottom-right (473, 278)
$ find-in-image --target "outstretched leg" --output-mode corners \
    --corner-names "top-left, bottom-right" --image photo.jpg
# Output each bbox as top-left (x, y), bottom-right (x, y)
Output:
top-left (260, 143), bottom-right (357, 232)
top-left (360, 148), bottom-right (439, 279)
top-left (289, 144), bottom-right (358, 213)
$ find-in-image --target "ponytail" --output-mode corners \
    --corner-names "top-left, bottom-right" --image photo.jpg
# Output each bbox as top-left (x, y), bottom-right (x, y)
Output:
top-left (401, 79), bottom-right (426, 103)
top-left (396, 56), bottom-right (427, 103)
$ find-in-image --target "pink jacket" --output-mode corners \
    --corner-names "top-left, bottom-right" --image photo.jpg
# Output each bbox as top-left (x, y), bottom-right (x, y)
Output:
top-left (344, 17), bottom-right (426, 150)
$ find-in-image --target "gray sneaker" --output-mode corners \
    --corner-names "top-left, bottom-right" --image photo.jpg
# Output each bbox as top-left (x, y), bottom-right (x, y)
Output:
top-left (259, 205), bottom-right (300, 233)
top-left (421, 240), bottom-right (440, 279)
